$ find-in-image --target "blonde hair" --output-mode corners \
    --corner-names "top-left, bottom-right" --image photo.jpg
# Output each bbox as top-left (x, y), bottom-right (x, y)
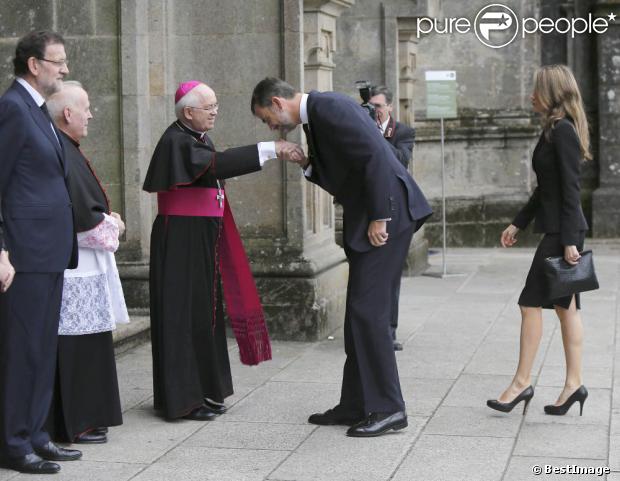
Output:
top-left (533, 65), bottom-right (591, 161)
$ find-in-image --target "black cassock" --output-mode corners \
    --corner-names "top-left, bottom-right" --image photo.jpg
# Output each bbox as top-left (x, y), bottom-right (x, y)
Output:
top-left (46, 131), bottom-right (123, 441)
top-left (143, 121), bottom-right (262, 419)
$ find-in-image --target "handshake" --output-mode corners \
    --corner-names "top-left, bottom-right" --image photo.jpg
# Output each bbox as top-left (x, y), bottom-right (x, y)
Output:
top-left (275, 140), bottom-right (308, 169)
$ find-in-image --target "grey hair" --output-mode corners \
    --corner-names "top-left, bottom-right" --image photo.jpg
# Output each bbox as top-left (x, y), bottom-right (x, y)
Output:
top-left (175, 85), bottom-right (204, 120)
top-left (46, 80), bottom-right (85, 121)
top-left (369, 85), bottom-right (393, 105)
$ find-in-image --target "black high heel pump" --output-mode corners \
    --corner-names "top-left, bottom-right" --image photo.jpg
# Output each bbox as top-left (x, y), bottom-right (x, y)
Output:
top-left (544, 385), bottom-right (588, 416)
top-left (487, 386), bottom-right (534, 415)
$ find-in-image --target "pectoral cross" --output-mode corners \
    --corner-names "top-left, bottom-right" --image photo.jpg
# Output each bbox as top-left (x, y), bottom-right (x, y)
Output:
top-left (216, 180), bottom-right (224, 208)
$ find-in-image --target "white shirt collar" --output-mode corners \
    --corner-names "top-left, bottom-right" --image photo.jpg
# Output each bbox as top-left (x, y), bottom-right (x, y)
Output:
top-left (16, 77), bottom-right (45, 107)
top-left (380, 117), bottom-right (390, 135)
top-left (179, 120), bottom-right (207, 137)
top-left (300, 93), bottom-right (309, 124)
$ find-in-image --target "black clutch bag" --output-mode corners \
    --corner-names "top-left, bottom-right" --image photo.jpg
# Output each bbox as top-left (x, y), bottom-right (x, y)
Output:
top-left (542, 250), bottom-right (599, 300)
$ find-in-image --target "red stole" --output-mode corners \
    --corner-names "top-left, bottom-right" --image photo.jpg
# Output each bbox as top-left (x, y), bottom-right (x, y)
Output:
top-left (157, 187), bottom-right (272, 366)
top-left (219, 198), bottom-right (272, 365)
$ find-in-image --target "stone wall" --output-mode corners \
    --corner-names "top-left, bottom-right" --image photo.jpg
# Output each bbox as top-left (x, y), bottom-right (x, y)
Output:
top-left (592, 0), bottom-right (620, 237)
top-left (2, 1), bottom-right (617, 337)
top-left (0, 0), bottom-right (123, 224)
top-left (400, 0), bottom-right (540, 247)
top-left (333, 0), bottom-right (610, 247)
top-left (167, 0), bottom-right (284, 239)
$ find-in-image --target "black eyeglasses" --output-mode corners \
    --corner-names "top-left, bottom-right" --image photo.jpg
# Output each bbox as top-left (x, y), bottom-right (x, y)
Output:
top-left (370, 102), bottom-right (388, 108)
top-left (38, 57), bottom-right (68, 67)
top-left (188, 103), bottom-right (219, 112)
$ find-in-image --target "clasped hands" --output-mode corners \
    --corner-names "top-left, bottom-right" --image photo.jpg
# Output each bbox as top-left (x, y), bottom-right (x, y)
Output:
top-left (0, 213), bottom-right (126, 294)
top-left (111, 212), bottom-right (126, 236)
top-left (275, 140), bottom-right (308, 168)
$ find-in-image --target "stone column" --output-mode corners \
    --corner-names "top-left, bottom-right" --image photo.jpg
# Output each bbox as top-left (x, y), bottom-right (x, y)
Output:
top-left (303, 0), bottom-right (355, 91)
top-left (116, 0), bottom-right (162, 312)
top-left (239, 0), bottom-right (354, 341)
top-left (592, 0), bottom-right (620, 237)
top-left (302, 0), bottom-right (354, 248)
top-left (381, 2), bottom-right (440, 274)
top-left (397, 20), bottom-right (419, 126)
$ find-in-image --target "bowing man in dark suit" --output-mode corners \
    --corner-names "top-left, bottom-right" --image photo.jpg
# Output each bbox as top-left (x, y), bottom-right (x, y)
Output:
top-left (368, 85), bottom-right (416, 351)
top-left (0, 31), bottom-right (82, 475)
top-left (251, 78), bottom-right (432, 437)
top-left (487, 65), bottom-right (592, 417)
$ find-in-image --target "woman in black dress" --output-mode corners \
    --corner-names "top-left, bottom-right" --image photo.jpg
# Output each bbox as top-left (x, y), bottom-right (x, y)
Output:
top-left (487, 65), bottom-right (591, 416)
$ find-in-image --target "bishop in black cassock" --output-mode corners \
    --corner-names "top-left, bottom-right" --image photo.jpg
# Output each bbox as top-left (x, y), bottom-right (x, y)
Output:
top-left (143, 81), bottom-right (287, 421)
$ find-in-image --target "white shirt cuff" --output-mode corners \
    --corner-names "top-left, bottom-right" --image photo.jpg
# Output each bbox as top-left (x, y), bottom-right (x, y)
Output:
top-left (303, 164), bottom-right (313, 177)
top-left (257, 141), bottom-right (277, 166)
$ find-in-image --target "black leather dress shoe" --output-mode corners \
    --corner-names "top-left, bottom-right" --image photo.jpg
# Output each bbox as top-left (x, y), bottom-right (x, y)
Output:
top-left (308, 407), bottom-right (364, 426)
top-left (182, 405), bottom-right (218, 421)
top-left (92, 426), bottom-right (108, 435)
top-left (346, 411), bottom-right (408, 437)
top-left (204, 398), bottom-right (227, 415)
top-left (73, 431), bottom-right (108, 444)
top-left (34, 441), bottom-right (82, 461)
top-left (393, 341), bottom-right (403, 351)
top-left (1, 453), bottom-right (60, 474)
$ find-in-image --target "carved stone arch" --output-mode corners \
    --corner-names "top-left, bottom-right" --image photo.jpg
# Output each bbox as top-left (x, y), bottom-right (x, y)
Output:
top-left (382, 1), bottom-right (440, 125)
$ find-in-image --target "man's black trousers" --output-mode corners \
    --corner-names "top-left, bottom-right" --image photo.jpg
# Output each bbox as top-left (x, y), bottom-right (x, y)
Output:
top-left (340, 224), bottom-right (414, 414)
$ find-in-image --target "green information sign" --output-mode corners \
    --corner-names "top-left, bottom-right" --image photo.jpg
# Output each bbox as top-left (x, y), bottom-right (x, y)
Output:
top-left (425, 71), bottom-right (457, 119)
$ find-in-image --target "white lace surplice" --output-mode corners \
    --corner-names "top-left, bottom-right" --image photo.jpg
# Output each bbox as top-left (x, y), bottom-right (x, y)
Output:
top-left (59, 214), bottom-right (130, 335)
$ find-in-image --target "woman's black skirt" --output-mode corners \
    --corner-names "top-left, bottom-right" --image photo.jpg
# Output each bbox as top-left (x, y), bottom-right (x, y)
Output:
top-left (46, 331), bottom-right (123, 442)
top-left (518, 232), bottom-right (586, 310)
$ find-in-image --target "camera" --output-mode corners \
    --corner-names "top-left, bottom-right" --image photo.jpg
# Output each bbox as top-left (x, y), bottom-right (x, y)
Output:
top-left (355, 80), bottom-right (376, 120)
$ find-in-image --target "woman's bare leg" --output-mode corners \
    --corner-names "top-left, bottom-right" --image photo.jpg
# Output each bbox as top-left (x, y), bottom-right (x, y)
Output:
top-left (553, 296), bottom-right (583, 405)
top-left (498, 306), bottom-right (543, 402)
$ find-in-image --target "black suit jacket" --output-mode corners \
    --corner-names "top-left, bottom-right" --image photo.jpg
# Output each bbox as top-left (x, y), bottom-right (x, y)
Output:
top-left (304, 91), bottom-right (432, 252)
top-left (512, 118), bottom-right (588, 246)
top-left (0, 80), bottom-right (77, 272)
top-left (383, 116), bottom-right (415, 169)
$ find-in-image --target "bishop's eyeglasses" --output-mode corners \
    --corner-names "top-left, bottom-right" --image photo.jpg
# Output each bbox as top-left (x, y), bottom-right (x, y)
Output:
top-left (188, 103), bottom-right (219, 112)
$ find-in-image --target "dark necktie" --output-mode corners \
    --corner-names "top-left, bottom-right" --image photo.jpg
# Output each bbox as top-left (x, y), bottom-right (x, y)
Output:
top-left (40, 103), bottom-right (60, 145)
top-left (302, 124), bottom-right (316, 162)
top-left (40, 102), bottom-right (51, 120)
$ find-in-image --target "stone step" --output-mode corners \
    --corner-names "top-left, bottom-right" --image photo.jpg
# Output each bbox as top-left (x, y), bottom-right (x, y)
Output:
top-left (113, 312), bottom-right (150, 355)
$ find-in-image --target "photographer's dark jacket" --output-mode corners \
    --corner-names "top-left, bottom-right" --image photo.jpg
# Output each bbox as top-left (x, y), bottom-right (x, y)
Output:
top-left (383, 116), bottom-right (415, 169)
top-left (303, 90), bottom-right (432, 252)
top-left (512, 118), bottom-right (588, 246)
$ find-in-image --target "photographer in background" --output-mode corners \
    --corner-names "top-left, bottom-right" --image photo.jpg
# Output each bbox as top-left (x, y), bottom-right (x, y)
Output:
top-left (359, 83), bottom-right (416, 351)
top-left (368, 85), bottom-right (415, 170)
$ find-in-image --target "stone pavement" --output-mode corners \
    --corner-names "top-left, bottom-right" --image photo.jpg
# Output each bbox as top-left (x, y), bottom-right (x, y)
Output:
top-left (1, 243), bottom-right (619, 481)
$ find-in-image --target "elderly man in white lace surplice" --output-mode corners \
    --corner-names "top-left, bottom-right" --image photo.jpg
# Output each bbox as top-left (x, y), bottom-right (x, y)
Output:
top-left (45, 81), bottom-right (129, 445)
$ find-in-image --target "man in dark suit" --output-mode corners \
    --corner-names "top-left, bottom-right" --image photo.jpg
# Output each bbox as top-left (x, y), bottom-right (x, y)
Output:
top-left (368, 85), bottom-right (416, 351)
top-left (369, 85), bottom-right (415, 170)
top-left (0, 30), bottom-right (82, 474)
top-left (251, 77), bottom-right (432, 437)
